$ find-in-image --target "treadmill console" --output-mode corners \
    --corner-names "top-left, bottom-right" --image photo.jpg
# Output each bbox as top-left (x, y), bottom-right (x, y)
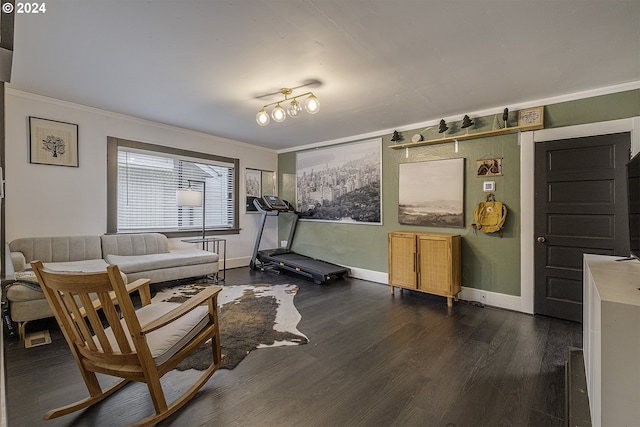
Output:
top-left (262, 195), bottom-right (290, 211)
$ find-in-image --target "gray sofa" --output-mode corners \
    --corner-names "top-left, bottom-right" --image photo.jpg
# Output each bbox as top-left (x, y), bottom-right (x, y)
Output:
top-left (6, 233), bottom-right (218, 339)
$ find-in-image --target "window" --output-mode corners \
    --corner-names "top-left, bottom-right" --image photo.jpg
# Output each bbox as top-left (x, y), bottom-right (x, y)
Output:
top-left (107, 137), bottom-right (239, 235)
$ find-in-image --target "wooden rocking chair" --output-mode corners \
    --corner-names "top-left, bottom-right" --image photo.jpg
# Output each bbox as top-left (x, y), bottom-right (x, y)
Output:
top-left (31, 261), bottom-right (223, 427)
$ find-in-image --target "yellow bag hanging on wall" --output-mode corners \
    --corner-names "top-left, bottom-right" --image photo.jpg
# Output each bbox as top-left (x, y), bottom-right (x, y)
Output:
top-left (474, 193), bottom-right (507, 236)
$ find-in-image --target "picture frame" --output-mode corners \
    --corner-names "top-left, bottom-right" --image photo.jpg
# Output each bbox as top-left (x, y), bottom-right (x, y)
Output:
top-left (476, 158), bottom-right (502, 177)
top-left (29, 117), bottom-right (79, 167)
top-left (245, 168), bottom-right (275, 212)
top-left (296, 138), bottom-right (382, 224)
top-left (518, 106), bottom-right (544, 130)
top-left (246, 168), bottom-right (262, 198)
top-left (398, 158), bottom-right (465, 227)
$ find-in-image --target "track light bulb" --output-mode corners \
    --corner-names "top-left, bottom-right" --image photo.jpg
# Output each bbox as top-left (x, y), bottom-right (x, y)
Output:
top-left (305, 94), bottom-right (320, 114)
top-left (256, 108), bottom-right (270, 126)
top-left (271, 103), bottom-right (286, 122)
top-left (287, 99), bottom-right (302, 118)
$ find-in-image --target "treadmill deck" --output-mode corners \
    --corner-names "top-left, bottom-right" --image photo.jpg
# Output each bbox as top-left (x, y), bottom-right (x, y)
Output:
top-left (257, 250), bottom-right (349, 283)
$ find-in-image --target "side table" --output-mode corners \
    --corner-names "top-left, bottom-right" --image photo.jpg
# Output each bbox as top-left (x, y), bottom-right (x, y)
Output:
top-left (181, 237), bottom-right (226, 282)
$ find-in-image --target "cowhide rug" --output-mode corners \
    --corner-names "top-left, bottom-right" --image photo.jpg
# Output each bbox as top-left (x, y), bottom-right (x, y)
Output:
top-left (151, 283), bottom-right (309, 370)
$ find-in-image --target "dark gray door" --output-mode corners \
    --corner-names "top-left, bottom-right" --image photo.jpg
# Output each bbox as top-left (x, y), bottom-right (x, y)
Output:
top-left (534, 132), bottom-right (631, 322)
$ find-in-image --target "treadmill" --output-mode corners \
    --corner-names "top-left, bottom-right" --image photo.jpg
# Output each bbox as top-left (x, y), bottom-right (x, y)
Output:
top-left (249, 195), bottom-right (350, 284)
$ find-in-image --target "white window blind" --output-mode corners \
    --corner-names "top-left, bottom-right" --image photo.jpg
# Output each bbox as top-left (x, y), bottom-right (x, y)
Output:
top-left (116, 147), bottom-right (235, 233)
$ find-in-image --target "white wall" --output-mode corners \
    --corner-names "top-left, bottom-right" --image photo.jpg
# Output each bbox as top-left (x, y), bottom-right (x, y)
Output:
top-left (5, 89), bottom-right (279, 268)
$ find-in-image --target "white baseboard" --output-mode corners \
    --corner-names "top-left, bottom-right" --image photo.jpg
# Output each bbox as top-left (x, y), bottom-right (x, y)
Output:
top-left (346, 268), bottom-right (526, 313)
top-left (458, 286), bottom-right (523, 312)
top-left (229, 258), bottom-right (388, 283)
top-left (344, 266), bottom-right (388, 284)
top-left (228, 260), bottom-right (526, 313)
top-left (226, 256), bottom-right (251, 270)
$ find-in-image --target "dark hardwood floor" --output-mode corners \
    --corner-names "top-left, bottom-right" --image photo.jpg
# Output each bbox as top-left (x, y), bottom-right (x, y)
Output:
top-left (4, 267), bottom-right (582, 426)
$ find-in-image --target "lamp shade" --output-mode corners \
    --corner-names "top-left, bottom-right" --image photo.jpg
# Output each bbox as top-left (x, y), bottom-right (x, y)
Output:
top-left (287, 99), bottom-right (302, 118)
top-left (305, 94), bottom-right (320, 114)
top-left (176, 188), bottom-right (203, 207)
top-left (271, 103), bottom-right (286, 122)
top-left (256, 108), bottom-right (270, 126)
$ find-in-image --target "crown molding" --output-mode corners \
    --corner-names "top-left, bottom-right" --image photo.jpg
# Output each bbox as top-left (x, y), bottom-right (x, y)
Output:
top-left (5, 87), bottom-right (276, 154)
top-left (277, 80), bottom-right (640, 154)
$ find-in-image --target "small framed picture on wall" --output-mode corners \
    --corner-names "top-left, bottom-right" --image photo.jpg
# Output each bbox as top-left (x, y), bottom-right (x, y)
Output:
top-left (476, 158), bottom-right (502, 177)
top-left (29, 117), bottom-right (79, 167)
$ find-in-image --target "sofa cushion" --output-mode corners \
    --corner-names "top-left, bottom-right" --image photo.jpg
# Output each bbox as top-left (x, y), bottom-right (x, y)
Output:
top-left (9, 236), bottom-right (102, 264)
top-left (44, 259), bottom-right (110, 273)
top-left (105, 249), bottom-right (218, 274)
top-left (101, 233), bottom-right (169, 257)
top-left (6, 282), bottom-right (46, 302)
top-left (7, 261), bottom-right (125, 302)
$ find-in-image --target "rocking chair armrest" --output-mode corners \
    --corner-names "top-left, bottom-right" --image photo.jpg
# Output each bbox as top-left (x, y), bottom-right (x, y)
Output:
top-left (139, 285), bottom-right (222, 335)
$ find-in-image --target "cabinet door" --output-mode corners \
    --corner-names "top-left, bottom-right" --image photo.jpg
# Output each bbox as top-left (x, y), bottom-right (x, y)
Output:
top-left (417, 235), bottom-right (451, 295)
top-left (388, 233), bottom-right (417, 289)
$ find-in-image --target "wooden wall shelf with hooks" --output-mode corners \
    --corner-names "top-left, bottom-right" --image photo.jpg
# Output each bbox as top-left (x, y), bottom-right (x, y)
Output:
top-left (388, 125), bottom-right (533, 150)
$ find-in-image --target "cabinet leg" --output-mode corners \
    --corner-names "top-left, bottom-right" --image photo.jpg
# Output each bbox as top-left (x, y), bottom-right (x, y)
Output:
top-left (447, 296), bottom-right (453, 307)
top-left (390, 285), bottom-right (395, 295)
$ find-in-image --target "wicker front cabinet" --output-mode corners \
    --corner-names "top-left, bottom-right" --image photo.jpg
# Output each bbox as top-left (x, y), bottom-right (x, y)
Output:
top-left (388, 231), bottom-right (462, 306)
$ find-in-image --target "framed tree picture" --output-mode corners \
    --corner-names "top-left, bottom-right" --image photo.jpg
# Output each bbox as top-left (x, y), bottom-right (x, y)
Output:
top-left (29, 117), bottom-right (79, 167)
top-left (398, 158), bottom-right (465, 227)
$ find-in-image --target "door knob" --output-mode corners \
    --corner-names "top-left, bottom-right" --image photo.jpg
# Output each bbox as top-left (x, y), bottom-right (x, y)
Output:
top-left (537, 236), bottom-right (546, 243)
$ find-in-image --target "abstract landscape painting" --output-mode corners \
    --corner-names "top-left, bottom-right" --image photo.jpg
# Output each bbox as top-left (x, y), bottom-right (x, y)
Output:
top-left (398, 158), bottom-right (464, 227)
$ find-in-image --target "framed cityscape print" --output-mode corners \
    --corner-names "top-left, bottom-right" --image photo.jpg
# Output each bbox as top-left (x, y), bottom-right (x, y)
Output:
top-left (398, 157), bottom-right (464, 227)
top-left (296, 138), bottom-right (382, 224)
top-left (29, 117), bottom-right (79, 167)
top-left (246, 168), bottom-right (262, 198)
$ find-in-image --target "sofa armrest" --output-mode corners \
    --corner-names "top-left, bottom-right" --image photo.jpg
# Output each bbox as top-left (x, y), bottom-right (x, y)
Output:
top-left (167, 238), bottom-right (195, 251)
top-left (10, 252), bottom-right (25, 273)
top-left (125, 278), bottom-right (152, 306)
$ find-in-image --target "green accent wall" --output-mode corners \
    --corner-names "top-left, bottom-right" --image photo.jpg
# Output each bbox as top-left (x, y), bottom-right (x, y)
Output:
top-left (545, 89), bottom-right (639, 129)
top-left (278, 89), bottom-right (640, 297)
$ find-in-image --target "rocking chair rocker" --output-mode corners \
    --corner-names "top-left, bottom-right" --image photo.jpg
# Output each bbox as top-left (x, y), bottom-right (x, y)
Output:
top-left (31, 261), bottom-right (224, 426)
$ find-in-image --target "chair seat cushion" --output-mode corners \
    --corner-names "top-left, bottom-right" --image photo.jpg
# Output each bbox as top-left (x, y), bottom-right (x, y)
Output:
top-left (102, 302), bottom-right (210, 366)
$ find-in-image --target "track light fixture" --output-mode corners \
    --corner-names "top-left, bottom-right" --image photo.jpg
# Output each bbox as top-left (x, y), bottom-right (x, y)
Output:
top-left (256, 88), bottom-right (320, 126)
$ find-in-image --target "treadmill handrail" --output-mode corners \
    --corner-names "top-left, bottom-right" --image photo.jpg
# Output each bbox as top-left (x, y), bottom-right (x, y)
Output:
top-left (253, 196), bottom-right (296, 214)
